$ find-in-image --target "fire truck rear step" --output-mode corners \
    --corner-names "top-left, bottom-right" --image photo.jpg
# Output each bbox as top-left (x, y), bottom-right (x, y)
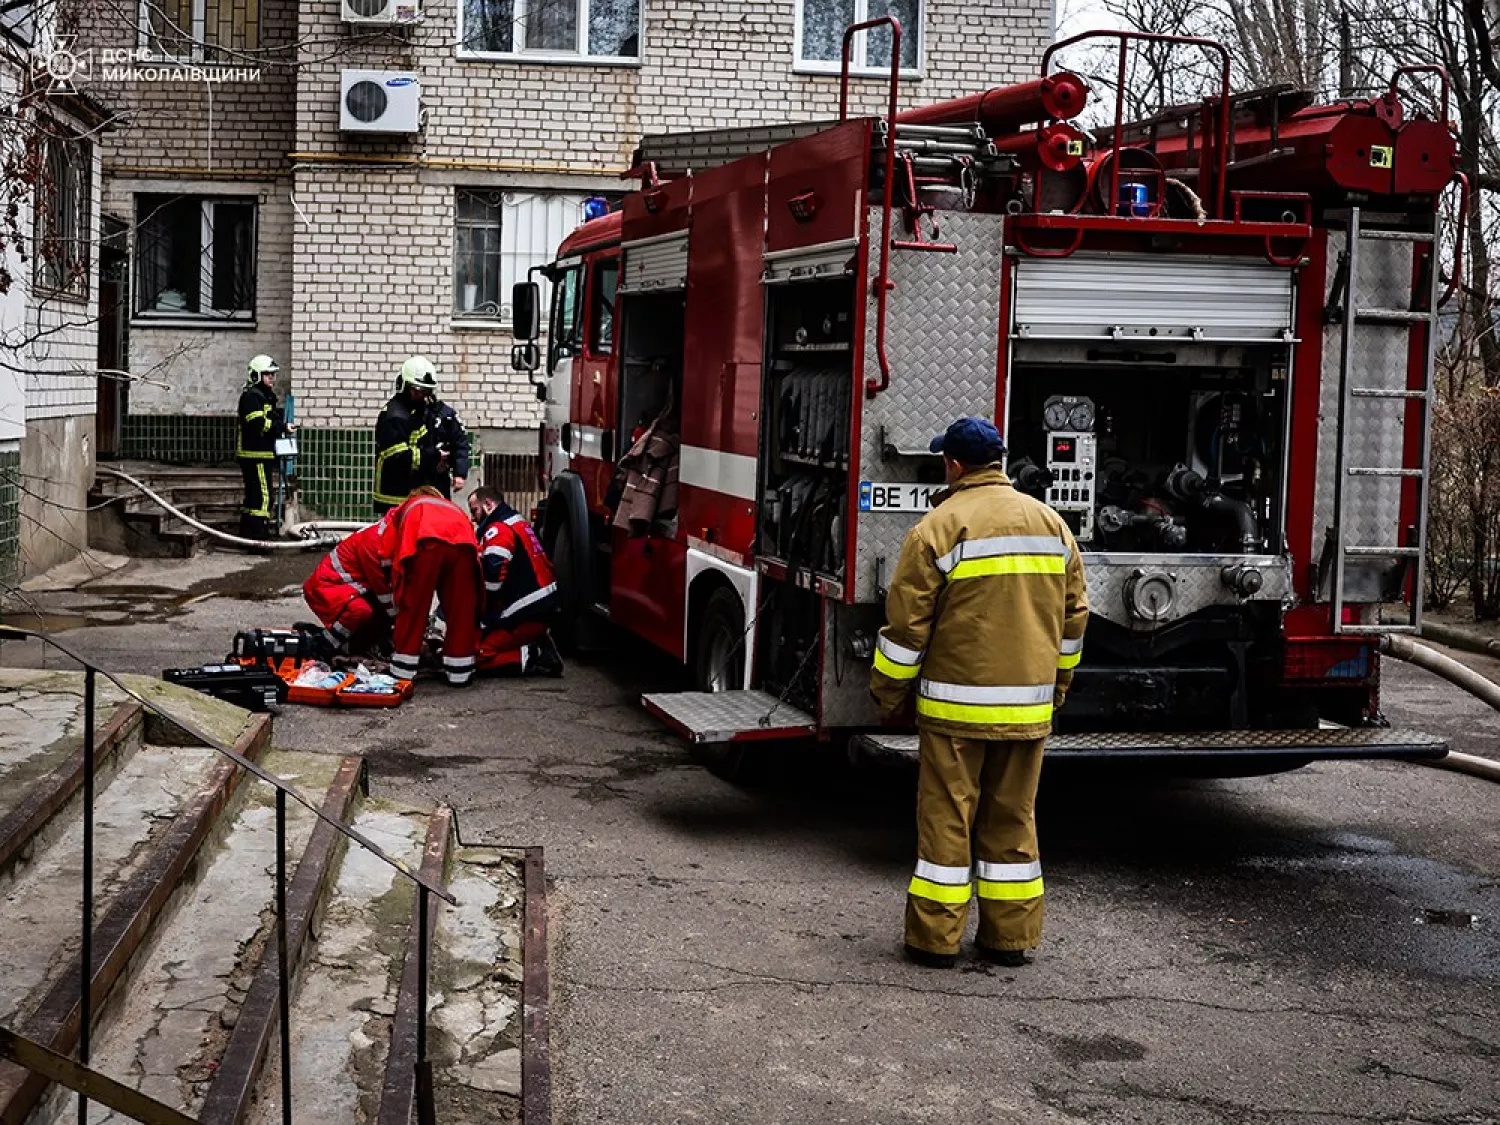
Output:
top-left (642, 691), bottom-right (817, 744)
top-left (852, 728), bottom-right (1447, 761)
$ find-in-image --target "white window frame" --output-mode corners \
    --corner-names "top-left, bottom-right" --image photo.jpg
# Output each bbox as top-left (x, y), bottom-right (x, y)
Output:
top-left (793, 0), bottom-right (924, 78)
top-left (132, 194), bottom-right (258, 325)
top-left (456, 0), bottom-right (644, 66)
top-left (136, 0), bottom-right (256, 62)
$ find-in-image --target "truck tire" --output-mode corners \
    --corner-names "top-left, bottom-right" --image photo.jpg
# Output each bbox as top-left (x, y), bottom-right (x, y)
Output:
top-left (690, 588), bottom-right (752, 782)
top-left (692, 588), bottom-right (745, 693)
top-left (551, 521), bottom-right (585, 655)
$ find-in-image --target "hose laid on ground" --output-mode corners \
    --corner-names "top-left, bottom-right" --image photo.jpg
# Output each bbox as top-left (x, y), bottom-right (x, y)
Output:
top-left (96, 466), bottom-right (339, 553)
top-left (1380, 634), bottom-right (1500, 783)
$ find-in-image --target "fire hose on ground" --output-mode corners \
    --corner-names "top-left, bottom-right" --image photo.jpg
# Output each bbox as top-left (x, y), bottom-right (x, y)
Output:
top-left (96, 466), bottom-right (358, 553)
top-left (1380, 633), bottom-right (1500, 784)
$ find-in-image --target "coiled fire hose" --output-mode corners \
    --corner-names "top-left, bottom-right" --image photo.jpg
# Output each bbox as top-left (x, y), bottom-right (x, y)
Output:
top-left (1380, 633), bottom-right (1500, 783)
top-left (96, 466), bottom-right (353, 552)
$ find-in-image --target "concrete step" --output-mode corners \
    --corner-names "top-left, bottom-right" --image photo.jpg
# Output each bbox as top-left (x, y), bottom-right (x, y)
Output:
top-left (90, 461), bottom-right (250, 559)
top-left (34, 749), bottom-right (351, 1125)
top-left (0, 741), bottom-right (222, 1031)
top-left (0, 669), bottom-right (535, 1125)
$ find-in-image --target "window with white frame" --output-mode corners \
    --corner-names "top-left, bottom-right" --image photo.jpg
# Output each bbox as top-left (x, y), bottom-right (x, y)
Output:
top-left (141, 0), bottom-right (260, 61)
top-left (33, 125), bottom-right (93, 300)
top-left (459, 0), bottom-right (640, 61)
top-left (797, 0), bottom-right (920, 74)
top-left (453, 189), bottom-right (602, 321)
top-left (134, 194), bottom-right (256, 320)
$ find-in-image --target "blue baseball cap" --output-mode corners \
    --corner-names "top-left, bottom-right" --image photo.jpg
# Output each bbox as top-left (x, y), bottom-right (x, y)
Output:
top-left (929, 416), bottom-right (1005, 464)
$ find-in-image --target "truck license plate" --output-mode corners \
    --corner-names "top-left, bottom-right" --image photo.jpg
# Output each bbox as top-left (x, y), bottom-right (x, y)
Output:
top-left (858, 482), bottom-right (940, 513)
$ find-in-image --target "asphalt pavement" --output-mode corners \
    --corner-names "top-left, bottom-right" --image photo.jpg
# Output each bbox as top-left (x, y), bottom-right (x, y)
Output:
top-left (4, 550), bottom-right (1498, 1124)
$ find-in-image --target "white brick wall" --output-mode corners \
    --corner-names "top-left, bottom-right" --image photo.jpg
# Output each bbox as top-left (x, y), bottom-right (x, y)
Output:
top-left (13, 120), bottom-right (104, 423)
top-left (107, 178), bottom-right (296, 417)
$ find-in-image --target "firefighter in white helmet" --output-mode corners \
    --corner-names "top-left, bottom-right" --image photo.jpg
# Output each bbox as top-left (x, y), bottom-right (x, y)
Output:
top-left (372, 356), bottom-right (471, 515)
top-left (236, 354), bottom-right (293, 540)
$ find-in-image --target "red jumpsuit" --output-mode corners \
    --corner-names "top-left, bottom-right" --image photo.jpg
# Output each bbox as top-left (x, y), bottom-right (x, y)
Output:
top-left (475, 502), bottom-right (558, 671)
top-left (384, 494), bottom-right (481, 686)
top-left (301, 519), bottom-right (395, 651)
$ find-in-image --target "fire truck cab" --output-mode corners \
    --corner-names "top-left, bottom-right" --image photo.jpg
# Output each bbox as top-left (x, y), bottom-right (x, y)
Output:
top-left (512, 27), bottom-right (1457, 773)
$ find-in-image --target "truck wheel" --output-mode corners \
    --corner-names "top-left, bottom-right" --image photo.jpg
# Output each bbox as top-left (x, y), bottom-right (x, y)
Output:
top-left (691, 589), bottom-right (751, 782)
top-left (692, 588), bottom-right (745, 693)
top-left (551, 521), bottom-right (584, 655)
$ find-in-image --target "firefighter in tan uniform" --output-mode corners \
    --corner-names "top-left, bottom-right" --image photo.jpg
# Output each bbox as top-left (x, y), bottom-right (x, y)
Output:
top-left (871, 417), bottom-right (1088, 969)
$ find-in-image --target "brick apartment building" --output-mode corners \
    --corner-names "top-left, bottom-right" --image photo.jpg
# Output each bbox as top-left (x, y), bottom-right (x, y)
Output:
top-left (84, 0), bottom-right (1053, 520)
top-left (0, 12), bottom-right (110, 584)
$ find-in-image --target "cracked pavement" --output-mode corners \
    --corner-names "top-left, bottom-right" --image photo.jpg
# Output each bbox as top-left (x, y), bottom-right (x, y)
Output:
top-left (6, 552), bottom-right (1500, 1123)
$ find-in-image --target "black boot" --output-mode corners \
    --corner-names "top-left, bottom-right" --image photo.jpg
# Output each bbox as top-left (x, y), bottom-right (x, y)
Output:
top-left (526, 633), bottom-right (564, 678)
top-left (903, 943), bottom-right (957, 969)
top-left (975, 945), bottom-right (1031, 968)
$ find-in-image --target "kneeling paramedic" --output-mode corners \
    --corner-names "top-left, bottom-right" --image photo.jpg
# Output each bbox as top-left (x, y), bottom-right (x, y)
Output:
top-left (383, 487), bottom-right (481, 687)
top-left (468, 487), bottom-right (562, 676)
top-left (302, 517), bottom-right (394, 655)
top-left (870, 417), bottom-right (1088, 969)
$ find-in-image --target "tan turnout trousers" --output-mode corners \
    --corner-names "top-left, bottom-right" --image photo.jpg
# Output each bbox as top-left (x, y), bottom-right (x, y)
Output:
top-left (906, 731), bottom-right (1047, 956)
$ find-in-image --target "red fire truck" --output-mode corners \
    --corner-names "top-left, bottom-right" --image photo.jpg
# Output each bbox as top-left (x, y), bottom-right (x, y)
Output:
top-left (510, 25), bottom-right (1461, 774)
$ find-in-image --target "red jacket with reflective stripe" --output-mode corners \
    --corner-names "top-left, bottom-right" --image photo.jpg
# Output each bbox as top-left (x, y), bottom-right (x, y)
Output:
top-left (476, 502), bottom-right (557, 630)
top-left (383, 494), bottom-right (480, 602)
top-left (330, 519), bottom-right (392, 603)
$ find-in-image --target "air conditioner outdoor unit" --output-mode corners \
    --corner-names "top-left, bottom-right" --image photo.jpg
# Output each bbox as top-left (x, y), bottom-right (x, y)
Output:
top-left (340, 0), bottom-right (420, 23)
top-left (340, 70), bottom-right (420, 134)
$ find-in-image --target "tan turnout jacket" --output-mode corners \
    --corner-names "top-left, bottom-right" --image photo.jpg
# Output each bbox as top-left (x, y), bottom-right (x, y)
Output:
top-left (870, 466), bottom-right (1090, 740)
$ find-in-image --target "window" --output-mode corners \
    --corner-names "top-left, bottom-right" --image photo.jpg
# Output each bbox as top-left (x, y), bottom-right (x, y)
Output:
top-left (33, 125), bottom-right (92, 300)
top-left (134, 194), bottom-right (256, 320)
top-left (588, 260), bottom-right (618, 353)
top-left (452, 189), bottom-right (608, 322)
top-left (459, 0), bottom-right (640, 62)
top-left (549, 265), bottom-right (583, 372)
top-left (796, 0), bottom-right (921, 74)
top-left (141, 0), bottom-right (260, 61)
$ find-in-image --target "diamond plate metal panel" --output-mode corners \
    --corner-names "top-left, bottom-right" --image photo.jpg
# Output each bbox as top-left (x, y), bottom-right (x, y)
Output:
top-left (642, 690), bottom-right (815, 743)
top-left (1084, 554), bottom-right (1293, 629)
top-left (854, 728), bottom-right (1445, 759)
top-left (852, 209), bottom-right (1006, 603)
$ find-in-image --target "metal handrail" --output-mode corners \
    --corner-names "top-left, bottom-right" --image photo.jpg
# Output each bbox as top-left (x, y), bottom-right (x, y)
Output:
top-left (838, 15), bottom-right (902, 398)
top-left (1043, 30), bottom-right (1232, 220)
top-left (0, 624), bottom-right (453, 1125)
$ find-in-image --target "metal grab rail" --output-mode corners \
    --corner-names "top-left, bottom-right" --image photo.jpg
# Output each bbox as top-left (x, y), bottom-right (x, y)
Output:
top-left (0, 624), bottom-right (454, 1125)
top-left (1043, 30), bottom-right (1232, 220)
top-left (838, 15), bottom-right (902, 398)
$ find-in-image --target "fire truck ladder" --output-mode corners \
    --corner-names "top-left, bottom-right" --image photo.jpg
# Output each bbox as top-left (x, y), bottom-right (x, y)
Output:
top-left (1329, 207), bottom-right (1440, 636)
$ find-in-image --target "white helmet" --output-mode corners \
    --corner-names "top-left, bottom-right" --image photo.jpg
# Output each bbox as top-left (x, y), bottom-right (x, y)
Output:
top-left (246, 354), bottom-right (280, 383)
top-left (397, 355), bottom-right (438, 392)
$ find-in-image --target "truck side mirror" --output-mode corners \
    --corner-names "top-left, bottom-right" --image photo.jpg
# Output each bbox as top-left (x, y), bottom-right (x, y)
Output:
top-left (511, 342), bottom-right (540, 373)
top-left (512, 281), bottom-right (541, 341)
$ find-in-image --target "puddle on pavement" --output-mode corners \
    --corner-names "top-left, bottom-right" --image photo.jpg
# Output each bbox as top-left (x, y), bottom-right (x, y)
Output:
top-left (3, 554), bottom-right (317, 634)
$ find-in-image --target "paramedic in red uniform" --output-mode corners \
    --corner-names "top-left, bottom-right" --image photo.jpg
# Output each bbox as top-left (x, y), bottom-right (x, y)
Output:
top-left (384, 487), bottom-right (481, 687)
top-left (301, 517), bottom-right (395, 654)
top-left (468, 487), bottom-right (563, 676)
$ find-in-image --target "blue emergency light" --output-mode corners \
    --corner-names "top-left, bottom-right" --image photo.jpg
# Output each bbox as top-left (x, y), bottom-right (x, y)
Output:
top-left (583, 196), bottom-right (610, 221)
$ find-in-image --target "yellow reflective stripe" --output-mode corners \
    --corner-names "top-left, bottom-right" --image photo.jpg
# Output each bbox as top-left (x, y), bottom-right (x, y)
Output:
top-left (908, 876), bottom-right (973, 904)
top-left (245, 463), bottom-right (270, 517)
top-left (237, 449), bottom-right (274, 459)
top-left (372, 490), bottom-right (408, 505)
top-left (409, 425), bottom-right (427, 470)
top-left (873, 648), bottom-right (921, 681)
top-left (949, 555), bottom-right (1066, 580)
top-left (243, 406), bottom-right (269, 422)
top-left (1057, 650), bottom-right (1082, 670)
top-left (976, 876), bottom-right (1044, 901)
top-left (916, 698), bottom-right (1054, 725)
